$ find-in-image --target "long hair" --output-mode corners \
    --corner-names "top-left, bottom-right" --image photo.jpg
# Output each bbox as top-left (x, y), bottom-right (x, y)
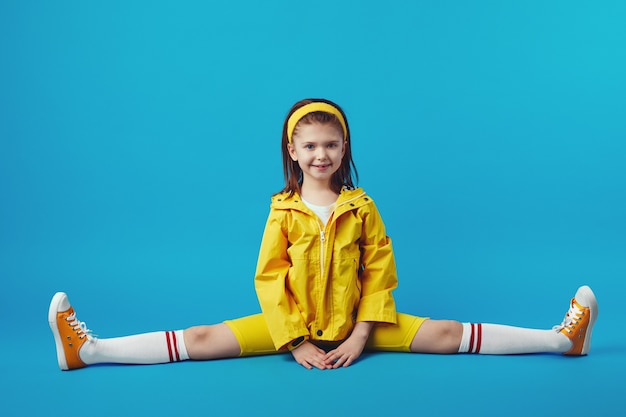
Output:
top-left (279, 98), bottom-right (358, 196)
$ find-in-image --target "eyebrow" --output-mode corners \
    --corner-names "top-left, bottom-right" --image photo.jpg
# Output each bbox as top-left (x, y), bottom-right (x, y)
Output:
top-left (300, 139), bottom-right (341, 144)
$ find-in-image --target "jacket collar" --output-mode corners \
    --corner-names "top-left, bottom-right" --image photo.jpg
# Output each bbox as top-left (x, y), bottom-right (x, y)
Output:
top-left (271, 187), bottom-right (371, 216)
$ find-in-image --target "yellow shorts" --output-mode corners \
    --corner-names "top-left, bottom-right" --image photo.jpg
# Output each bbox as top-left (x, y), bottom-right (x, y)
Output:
top-left (224, 313), bottom-right (428, 356)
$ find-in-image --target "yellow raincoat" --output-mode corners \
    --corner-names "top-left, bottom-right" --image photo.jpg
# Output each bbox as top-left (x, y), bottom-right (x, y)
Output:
top-left (254, 187), bottom-right (398, 350)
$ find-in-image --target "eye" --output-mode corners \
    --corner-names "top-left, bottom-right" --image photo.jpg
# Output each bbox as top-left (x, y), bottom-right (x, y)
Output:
top-left (305, 144), bottom-right (314, 150)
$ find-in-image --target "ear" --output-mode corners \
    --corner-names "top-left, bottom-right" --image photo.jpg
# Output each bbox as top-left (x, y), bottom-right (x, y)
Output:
top-left (287, 143), bottom-right (298, 161)
top-left (342, 140), bottom-right (347, 157)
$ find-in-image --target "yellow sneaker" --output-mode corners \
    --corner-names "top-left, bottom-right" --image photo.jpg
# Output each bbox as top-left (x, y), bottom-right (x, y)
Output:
top-left (555, 285), bottom-right (598, 356)
top-left (48, 292), bottom-right (93, 370)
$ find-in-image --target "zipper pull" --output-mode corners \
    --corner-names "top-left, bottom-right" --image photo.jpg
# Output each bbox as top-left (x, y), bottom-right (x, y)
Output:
top-left (320, 230), bottom-right (325, 243)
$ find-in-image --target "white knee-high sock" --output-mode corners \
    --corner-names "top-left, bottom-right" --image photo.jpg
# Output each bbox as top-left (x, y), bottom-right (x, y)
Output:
top-left (458, 323), bottom-right (572, 354)
top-left (79, 330), bottom-right (189, 365)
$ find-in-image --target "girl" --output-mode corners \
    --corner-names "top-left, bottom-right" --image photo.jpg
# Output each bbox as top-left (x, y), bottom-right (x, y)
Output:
top-left (49, 98), bottom-right (598, 371)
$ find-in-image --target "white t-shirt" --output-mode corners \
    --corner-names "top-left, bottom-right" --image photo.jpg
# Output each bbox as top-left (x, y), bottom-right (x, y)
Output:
top-left (302, 198), bottom-right (335, 226)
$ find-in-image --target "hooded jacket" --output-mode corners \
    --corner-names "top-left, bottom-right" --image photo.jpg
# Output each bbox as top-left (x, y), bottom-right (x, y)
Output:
top-left (254, 187), bottom-right (398, 350)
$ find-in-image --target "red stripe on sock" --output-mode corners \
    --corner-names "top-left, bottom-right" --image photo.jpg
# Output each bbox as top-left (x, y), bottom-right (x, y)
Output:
top-left (172, 331), bottom-right (180, 362)
top-left (475, 324), bottom-right (482, 354)
top-left (469, 323), bottom-right (476, 353)
top-left (165, 331), bottom-right (174, 362)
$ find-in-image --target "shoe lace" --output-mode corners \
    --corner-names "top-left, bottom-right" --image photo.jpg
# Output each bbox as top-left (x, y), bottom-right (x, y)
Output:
top-left (66, 312), bottom-right (94, 340)
top-left (553, 300), bottom-right (584, 334)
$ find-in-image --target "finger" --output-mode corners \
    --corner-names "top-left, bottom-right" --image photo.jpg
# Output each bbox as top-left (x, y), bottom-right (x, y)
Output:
top-left (323, 348), bottom-right (338, 359)
top-left (341, 355), bottom-right (355, 368)
top-left (331, 353), bottom-right (349, 369)
top-left (321, 354), bottom-right (336, 369)
top-left (323, 350), bottom-right (342, 364)
top-left (306, 353), bottom-right (329, 370)
top-left (297, 358), bottom-right (314, 370)
top-left (313, 359), bottom-right (328, 370)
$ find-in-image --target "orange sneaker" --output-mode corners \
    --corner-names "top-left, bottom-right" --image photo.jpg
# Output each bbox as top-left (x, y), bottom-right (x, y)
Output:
top-left (48, 292), bottom-right (93, 370)
top-left (554, 285), bottom-right (598, 355)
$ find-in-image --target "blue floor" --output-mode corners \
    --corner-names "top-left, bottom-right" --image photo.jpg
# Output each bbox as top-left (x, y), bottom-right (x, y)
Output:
top-left (6, 347), bottom-right (624, 417)
top-left (2, 244), bottom-right (624, 417)
top-left (1, 1), bottom-right (625, 416)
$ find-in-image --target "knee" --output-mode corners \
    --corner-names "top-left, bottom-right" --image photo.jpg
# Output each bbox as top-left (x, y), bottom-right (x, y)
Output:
top-left (438, 320), bottom-right (462, 338)
top-left (411, 319), bottom-right (464, 354)
top-left (183, 324), bottom-right (241, 360)
top-left (438, 320), bottom-right (463, 352)
top-left (184, 326), bottom-right (213, 349)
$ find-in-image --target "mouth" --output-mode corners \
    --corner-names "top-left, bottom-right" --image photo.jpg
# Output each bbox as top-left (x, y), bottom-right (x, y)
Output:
top-left (312, 164), bottom-right (330, 170)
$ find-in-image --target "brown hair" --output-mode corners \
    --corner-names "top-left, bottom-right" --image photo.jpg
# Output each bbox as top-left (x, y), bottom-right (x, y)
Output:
top-left (279, 98), bottom-right (358, 196)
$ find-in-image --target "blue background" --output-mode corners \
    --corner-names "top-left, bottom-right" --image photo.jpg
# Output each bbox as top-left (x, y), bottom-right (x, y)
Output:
top-left (1, 1), bottom-right (625, 416)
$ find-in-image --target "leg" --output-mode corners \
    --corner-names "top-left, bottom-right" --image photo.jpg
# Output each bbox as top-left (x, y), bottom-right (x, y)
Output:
top-left (363, 312), bottom-right (463, 354)
top-left (48, 292), bottom-right (256, 370)
top-left (49, 292), bottom-right (208, 369)
top-left (366, 312), bottom-right (429, 352)
top-left (458, 323), bottom-right (573, 354)
top-left (169, 314), bottom-right (280, 361)
top-left (410, 320), bottom-right (463, 354)
top-left (413, 285), bottom-right (598, 356)
top-left (410, 320), bottom-right (569, 355)
top-left (184, 324), bottom-right (241, 360)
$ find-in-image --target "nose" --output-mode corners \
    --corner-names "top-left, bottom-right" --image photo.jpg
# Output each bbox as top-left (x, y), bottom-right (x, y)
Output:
top-left (315, 147), bottom-right (327, 160)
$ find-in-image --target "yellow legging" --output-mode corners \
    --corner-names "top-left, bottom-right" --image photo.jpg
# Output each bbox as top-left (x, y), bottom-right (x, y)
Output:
top-left (224, 313), bottom-right (428, 356)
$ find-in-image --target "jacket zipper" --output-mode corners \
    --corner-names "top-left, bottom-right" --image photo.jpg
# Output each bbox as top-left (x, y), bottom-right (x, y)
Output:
top-left (312, 192), bottom-right (366, 336)
top-left (316, 221), bottom-right (326, 336)
top-left (319, 226), bottom-right (325, 280)
top-left (317, 192), bottom-right (365, 301)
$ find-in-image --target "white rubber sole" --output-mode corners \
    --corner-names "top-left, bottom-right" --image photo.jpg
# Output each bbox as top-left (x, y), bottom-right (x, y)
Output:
top-left (577, 285), bottom-right (598, 355)
top-left (48, 292), bottom-right (69, 370)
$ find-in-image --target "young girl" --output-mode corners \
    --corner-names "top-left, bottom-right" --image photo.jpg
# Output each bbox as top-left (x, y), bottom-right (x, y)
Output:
top-left (49, 98), bottom-right (598, 371)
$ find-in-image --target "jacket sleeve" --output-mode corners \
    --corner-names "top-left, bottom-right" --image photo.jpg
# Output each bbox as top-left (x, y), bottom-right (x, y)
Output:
top-left (254, 209), bottom-right (310, 350)
top-left (356, 201), bottom-right (398, 324)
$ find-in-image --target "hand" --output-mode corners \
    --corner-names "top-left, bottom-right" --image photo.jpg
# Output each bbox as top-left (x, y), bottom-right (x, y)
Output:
top-left (290, 341), bottom-right (332, 370)
top-left (323, 321), bottom-right (373, 369)
top-left (322, 336), bottom-right (367, 369)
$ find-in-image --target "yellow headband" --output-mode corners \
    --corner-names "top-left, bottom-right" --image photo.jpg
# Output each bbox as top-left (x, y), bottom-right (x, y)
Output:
top-left (287, 102), bottom-right (348, 143)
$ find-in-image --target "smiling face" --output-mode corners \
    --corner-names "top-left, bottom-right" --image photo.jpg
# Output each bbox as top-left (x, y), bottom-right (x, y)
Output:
top-left (288, 122), bottom-right (346, 189)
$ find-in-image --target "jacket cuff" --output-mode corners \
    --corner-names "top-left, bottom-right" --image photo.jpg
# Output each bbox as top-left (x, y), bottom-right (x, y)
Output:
top-left (287, 336), bottom-right (308, 351)
top-left (356, 308), bottom-right (397, 325)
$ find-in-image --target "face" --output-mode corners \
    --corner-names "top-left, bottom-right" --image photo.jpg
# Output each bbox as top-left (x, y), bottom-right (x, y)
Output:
top-left (288, 122), bottom-right (346, 187)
